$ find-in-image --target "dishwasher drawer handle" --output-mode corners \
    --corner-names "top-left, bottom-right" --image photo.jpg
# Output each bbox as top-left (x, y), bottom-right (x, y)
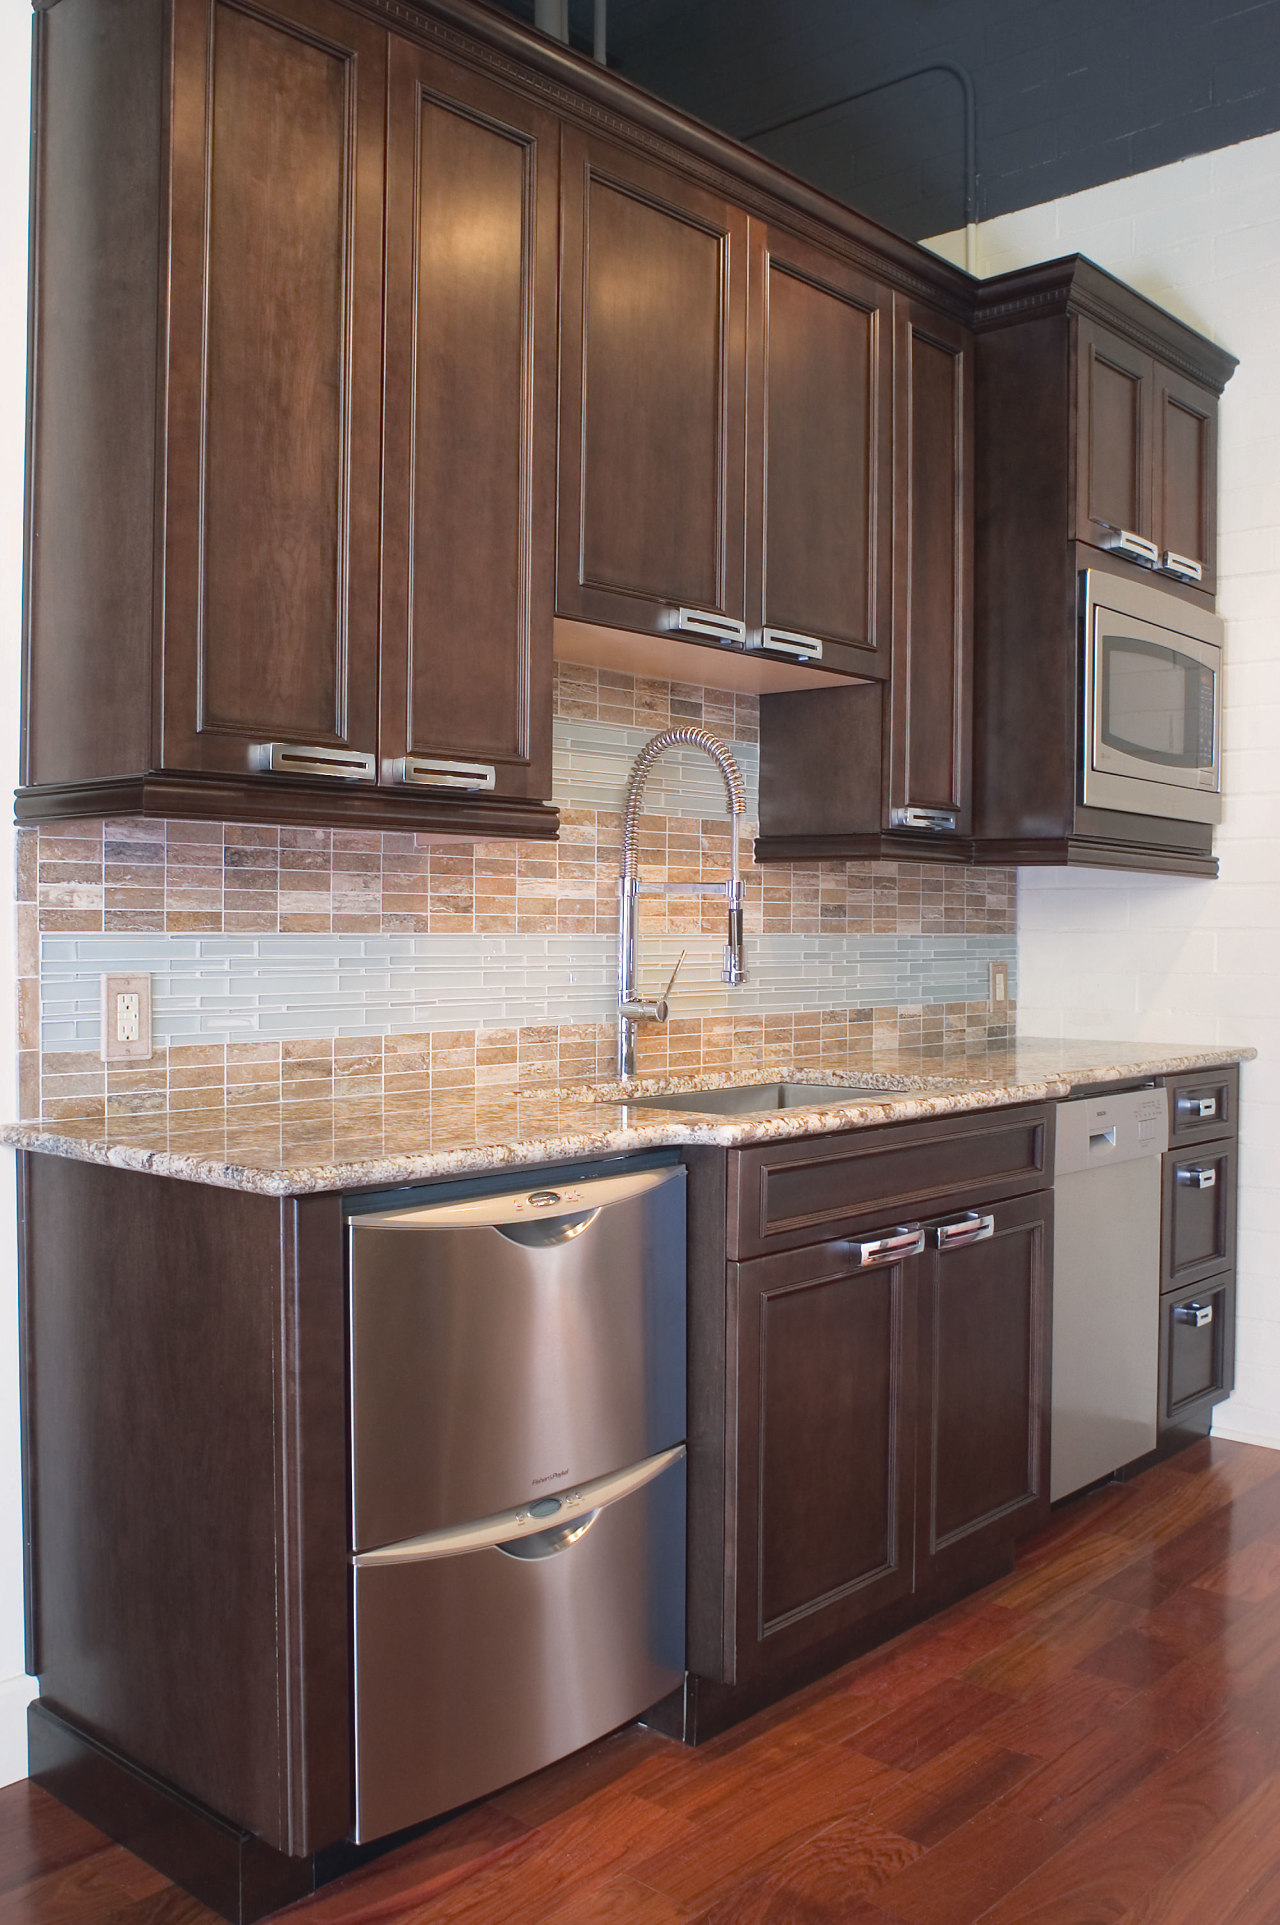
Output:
top-left (934, 1211), bottom-right (995, 1250)
top-left (1177, 1165), bottom-right (1218, 1189)
top-left (1174, 1301), bottom-right (1214, 1328)
top-left (844, 1225), bottom-right (925, 1267)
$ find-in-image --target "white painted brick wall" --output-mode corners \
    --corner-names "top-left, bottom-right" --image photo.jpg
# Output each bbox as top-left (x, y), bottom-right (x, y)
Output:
top-left (931, 127), bottom-right (1280, 1449)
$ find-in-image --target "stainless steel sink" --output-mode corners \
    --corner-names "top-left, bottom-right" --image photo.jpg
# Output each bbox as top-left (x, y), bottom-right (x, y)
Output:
top-left (616, 1081), bottom-right (909, 1116)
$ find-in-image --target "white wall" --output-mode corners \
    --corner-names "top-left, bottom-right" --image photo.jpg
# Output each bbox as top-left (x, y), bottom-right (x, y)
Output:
top-left (931, 129), bottom-right (1280, 1449)
top-left (0, 8), bottom-right (35, 1781)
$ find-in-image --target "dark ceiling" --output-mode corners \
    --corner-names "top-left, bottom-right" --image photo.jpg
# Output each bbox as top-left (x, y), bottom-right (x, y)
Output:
top-left (497, 0), bottom-right (1280, 241)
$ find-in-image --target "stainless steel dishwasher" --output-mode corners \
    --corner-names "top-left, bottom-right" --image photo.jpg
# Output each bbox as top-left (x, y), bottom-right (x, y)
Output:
top-left (1051, 1087), bottom-right (1169, 1502)
top-left (345, 1161), bottom-right (686, 1843)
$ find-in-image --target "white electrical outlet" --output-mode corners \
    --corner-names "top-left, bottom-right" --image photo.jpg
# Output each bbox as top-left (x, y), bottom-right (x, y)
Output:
top-left (100, 973), bottom-right (153, 1062)
top-left (989, 959), bottom-right (1010, 1009)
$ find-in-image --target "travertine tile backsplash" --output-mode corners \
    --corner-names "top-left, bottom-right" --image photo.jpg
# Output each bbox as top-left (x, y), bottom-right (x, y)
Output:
top-left (15, 664), bottom-right (1016, 1122)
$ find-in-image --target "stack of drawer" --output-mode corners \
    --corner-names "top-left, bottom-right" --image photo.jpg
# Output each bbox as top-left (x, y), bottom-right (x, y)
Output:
top-left (1160, 1067), bottom-right (1239, 1437)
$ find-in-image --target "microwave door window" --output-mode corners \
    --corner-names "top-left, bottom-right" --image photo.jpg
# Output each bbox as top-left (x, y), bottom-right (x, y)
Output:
top-left (1100, 634), bottom-right (1209, 770)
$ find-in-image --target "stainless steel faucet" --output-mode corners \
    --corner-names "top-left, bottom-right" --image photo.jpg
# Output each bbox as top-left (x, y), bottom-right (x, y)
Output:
top-left (617, 726), bottom-right (747, 1078)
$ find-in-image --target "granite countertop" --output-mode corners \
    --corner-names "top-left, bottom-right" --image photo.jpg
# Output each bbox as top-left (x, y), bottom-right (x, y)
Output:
top-left (0, 1038), bottom-right (1254, 1196)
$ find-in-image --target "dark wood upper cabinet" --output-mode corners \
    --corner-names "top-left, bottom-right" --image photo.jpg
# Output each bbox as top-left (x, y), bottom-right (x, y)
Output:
top-left (1077, 317), bottom-right (1154, 552)
top-left (379, 38), bottom-right (557, 804)
top-left (161, 0), bottom-right (386, 780)
top-left (1076, 316), bottom-right (1219, 595)
top-left (969, 256), bottom-right (1236, 878)
top-left (754, 292), bottom-right (974, 862)
top-left (21, 0), bottom-right (557, 838)
top-left (557, 130), bottom-right (748, 644)
top-left (747, 223), bottom-right (893, 678)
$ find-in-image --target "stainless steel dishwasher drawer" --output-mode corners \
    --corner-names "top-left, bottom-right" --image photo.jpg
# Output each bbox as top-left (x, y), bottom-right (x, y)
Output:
top-left (347, 1164), bottom-right (686, 1550)
top-left (351, 1446), bottom-right (686, 1841)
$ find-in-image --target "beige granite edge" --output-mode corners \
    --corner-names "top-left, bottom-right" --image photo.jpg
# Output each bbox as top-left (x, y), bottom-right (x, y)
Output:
top-left (0, 1042), bottom-right (1255, 1196)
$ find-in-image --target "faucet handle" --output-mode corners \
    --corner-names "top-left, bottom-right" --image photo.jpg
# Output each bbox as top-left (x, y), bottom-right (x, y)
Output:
top-left (660, 950), bottom-right (687, 1009)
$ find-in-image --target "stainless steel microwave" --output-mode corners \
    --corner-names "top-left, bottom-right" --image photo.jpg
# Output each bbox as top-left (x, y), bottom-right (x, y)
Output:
top-left (1081, 570), bottom-right (1224, 825)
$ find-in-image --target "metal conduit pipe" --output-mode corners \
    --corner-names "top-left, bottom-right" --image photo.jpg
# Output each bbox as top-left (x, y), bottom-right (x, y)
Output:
top-left (743, 61), bottom-right (979, 268)
top-left (533, 0), bottom-right (607, 65)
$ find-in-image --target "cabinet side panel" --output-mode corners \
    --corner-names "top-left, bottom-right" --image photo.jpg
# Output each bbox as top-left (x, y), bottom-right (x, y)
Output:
top-left (24, 1160), bottom-right (293, 1848)
top-left (281, 1194), bottom-right (350, 1854)
top-left (25, 0), bottom-right (164, 785)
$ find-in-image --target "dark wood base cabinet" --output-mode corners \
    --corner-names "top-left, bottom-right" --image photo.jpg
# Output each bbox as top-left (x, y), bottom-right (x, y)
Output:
top-left (674, 1114), bottom-right (1054, 1739)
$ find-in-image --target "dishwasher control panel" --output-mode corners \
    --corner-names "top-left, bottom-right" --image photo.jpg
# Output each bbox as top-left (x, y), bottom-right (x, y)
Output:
top-left (1055, 1087), bottom-right (1169, 1176)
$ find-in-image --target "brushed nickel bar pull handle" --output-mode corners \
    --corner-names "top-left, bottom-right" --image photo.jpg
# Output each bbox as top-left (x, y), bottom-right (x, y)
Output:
top-left (935, 1211), bottom-right (995, 1250)
top-left (1102, 527), bottom-right (1160, 567)
top-left (1159, 551), bottom-right (1204, 584)
top-left (1174, 1302), bottom-right (1213, 1328)
top-left (253, 743), bottom-right (376, 779)
top-left (352, 1444), bottom-right (686, 1566)
top-left (891, 806), bottom-right (959, 832)
top-left (671, 608), bottom-right (748, 645)
top-left (396, 757), bottom-right (496, 791)
top-left (1177, 1094), bottom-right (1218, 1119)
top-left (1176, 1165), bottom-right (1217, 1189)
top-left (844, 1224), bottom-right (925, 1267)
top-left (750, 627), bottom-right (825, 662)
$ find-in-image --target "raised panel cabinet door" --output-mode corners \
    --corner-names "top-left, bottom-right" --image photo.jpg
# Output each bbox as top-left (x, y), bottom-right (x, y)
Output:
top-left (889, 297), bottom-right (974, 833)
top-left (557, 129), bottom-right (748, 639)
top-left (917, 1191), bottom-right (1051, 1589)
top-left (1075, 318), bottom-right (1155, 552)
top-left (379, 39), bottom-right (557, 802)
top-left (1156, 367), bottom-right (1219, 595)
top-left (748, 223), bottom-right (893, 678)
top-left (161, 0), bottom-right (386, 779)
top-left (727, 1238), bottom-right (916, 1684)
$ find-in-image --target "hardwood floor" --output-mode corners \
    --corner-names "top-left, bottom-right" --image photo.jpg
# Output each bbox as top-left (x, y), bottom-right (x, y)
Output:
top-left (10, 1438), bottom-right (1280, 1924)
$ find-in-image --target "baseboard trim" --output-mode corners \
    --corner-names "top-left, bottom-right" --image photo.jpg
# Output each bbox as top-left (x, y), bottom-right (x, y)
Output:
top-left (27, 1701), bottom-right (315, 1924)
top-left (1209, 1419), bottom-right (1280, 1452)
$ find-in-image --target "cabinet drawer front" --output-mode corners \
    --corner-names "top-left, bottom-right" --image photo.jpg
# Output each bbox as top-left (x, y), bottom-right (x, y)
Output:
top-left (1167, 1066), bottom-right (1238, 1144)
top-left (1163, 1141), bottom-right (1236, 1291)
top-left (1161, 1273), bottom-right (1234, 1425)
top-left (729, 1107), bottom-right (1051, 1259)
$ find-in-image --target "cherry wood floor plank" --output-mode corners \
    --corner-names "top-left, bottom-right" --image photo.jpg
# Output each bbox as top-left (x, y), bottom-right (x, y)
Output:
top-left (0, 1784), bottom-right (114, 1899)
top-left (853, 1677), bottom-right (1014, 1771)
top-left (870, 1735), bottom-right (1037, 1848)
top-left (979, 1668), bottom-right (1134, 1760)
top-left (683, 1815), bottom-right (923, 1925)
top-left (1114, 1770), bottom-right (1280, 1925)
top-left (971, 1707), bottom-right (1278, 1925)
top-left (959, 1589), bottom-right (1135, 1696)
top-left (287, 1806), bottom-right (532, 1923)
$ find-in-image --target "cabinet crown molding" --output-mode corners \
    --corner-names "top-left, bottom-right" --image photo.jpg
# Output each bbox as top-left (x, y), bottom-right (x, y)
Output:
top-left (974, 254), bottom-right (1237, 394)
